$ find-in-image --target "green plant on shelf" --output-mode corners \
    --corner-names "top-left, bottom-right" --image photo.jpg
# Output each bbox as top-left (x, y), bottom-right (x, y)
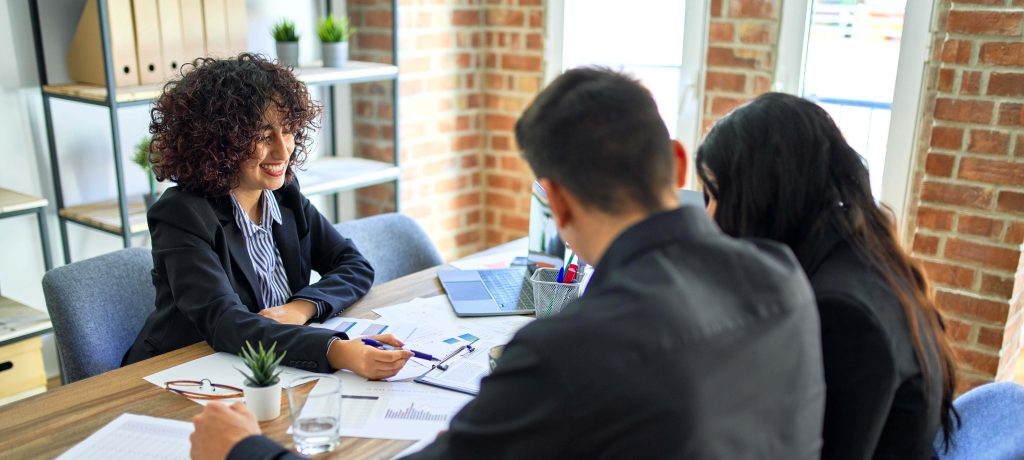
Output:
top-left (271, 19), bottom-right (300, 42)
top-left (317, 14), bottom-right (354, 43)
top-left (238, 340), bottom-right (287, 387)
top-left (132, 135), bottom-right (158, 200)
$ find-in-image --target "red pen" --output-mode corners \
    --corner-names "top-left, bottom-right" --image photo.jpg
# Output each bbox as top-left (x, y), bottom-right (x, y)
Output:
top-left (564, 263), bottom-right (578, 283)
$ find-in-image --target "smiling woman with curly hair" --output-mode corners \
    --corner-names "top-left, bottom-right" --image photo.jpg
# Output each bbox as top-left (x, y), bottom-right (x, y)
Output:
top-left (123, 53), bottom-right (412, 379)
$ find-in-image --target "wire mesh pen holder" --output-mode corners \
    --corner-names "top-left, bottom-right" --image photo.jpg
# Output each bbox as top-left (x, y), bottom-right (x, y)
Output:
top-left (530, 267), bottom-right (582, 318)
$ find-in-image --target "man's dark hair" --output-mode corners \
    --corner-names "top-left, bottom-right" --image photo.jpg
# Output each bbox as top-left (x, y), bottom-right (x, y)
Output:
top-left (514, 67), bottom-right (674, 214)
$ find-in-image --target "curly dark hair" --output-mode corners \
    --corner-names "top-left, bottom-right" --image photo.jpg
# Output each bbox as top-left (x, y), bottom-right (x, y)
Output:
top-left (149, 53), bottom-right (322, 197)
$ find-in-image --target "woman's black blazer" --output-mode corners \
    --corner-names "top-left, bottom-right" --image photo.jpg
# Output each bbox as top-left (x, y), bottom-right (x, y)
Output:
top-left (123, 183), bottom-right (374, 373)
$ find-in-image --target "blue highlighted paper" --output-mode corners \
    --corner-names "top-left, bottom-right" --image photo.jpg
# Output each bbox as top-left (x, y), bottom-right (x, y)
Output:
top-left (336, 321), bottom-right (356, 333)
top-left (459, 333), bottom-right (479, 342)
top-left (443, 338), bottom-right (460, 345)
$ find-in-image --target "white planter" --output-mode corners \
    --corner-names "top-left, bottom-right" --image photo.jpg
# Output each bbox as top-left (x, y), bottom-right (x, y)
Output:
top-left (276, 41), bottom-right (299, 68)
top-left (322, 42), bottom-right (349, 68)
top-left (244, 380), bottom-right (282, 421)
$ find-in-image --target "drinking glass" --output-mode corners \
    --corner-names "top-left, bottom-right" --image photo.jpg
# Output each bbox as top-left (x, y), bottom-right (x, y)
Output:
top-left (286, 374), bottom-right (342, 455)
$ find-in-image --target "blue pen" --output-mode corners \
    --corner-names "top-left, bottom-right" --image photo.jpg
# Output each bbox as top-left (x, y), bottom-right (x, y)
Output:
top-left (361, 338), bottom-right (438, 361)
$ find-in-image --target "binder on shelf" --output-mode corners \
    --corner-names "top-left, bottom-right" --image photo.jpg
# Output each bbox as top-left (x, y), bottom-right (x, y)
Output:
top-left (131, 0), bottom-right (166, 84)
top-left (201, 0), bottom-right (229, 57)
top-left (224, 0), bottom-right (247, 55)
top-left (178, 0), bottom-right (206, 62)
top-left (67, 0), bottom-right (140, 87)
top-left (156, 0), bottom-right (187, 78)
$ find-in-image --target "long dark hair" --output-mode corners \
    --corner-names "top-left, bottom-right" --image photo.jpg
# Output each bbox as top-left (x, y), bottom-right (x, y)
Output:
top-left (696, 92), bottom-right (959, 448)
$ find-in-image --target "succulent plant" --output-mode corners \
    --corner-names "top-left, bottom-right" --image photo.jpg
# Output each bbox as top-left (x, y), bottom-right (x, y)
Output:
top-left (238, 340), bottom-right (287, 387)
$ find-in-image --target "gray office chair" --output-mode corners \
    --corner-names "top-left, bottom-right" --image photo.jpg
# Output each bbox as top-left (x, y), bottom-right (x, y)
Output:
top-left (41, 247), bottom-right (155, 384)
top-left (334, 213), bottom-right (444, 285)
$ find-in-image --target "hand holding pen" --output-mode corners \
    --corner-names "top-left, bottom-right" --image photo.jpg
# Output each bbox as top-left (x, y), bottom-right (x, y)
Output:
top-left (362, 337), bottom-right (439, 362)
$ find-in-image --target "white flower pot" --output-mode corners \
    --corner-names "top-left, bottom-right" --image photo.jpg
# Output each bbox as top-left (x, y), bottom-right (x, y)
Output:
top-left (322, 42), bottom-right (349, 68)
top-left (244, 380), bottom-right (282, 421)
top-left (276, 41), bottom-right (299, 68)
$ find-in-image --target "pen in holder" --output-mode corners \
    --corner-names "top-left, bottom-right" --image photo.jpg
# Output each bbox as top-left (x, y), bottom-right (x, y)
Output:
top-left (530, 267), bottom-right (582, 318)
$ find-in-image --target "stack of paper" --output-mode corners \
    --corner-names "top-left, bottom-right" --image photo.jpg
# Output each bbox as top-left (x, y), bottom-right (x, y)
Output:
top-left (58, 414), bottom-right (192, 460)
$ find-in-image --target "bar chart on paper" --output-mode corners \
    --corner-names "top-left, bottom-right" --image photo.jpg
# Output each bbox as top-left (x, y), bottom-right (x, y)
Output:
top-left (384, 403), bottom-right (449, 422)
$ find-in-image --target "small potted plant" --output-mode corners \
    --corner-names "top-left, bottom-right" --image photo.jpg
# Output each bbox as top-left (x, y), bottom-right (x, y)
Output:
top-left (317, 14), bottom-right (354, 67)
top-left (238, 340), bottom-right (287, 421)
top-left (132, 135), bottom-right (160, 209)
top-left (272, 19), bottom-right (300, 68)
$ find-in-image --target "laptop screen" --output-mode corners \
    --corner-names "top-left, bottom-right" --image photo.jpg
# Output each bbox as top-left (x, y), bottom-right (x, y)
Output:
top-left (527, 181), bottom-right (564, 269)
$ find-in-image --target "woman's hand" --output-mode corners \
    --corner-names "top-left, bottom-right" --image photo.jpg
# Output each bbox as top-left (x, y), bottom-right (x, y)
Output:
top-left (258, 300), bottom-right (316, 325)
top-left (328, 334), bottom-right (413, 380)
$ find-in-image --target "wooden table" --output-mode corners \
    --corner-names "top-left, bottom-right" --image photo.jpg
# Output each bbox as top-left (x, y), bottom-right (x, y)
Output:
top-left (0, 261), bottom-right (463, 460)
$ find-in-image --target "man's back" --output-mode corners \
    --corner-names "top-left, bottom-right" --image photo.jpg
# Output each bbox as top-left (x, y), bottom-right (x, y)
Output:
top-left (411, 207), bottom-right (825, 459)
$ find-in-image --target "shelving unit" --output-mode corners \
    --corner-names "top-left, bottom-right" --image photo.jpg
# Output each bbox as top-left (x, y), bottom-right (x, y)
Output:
top-left (28, 0), bottom-right (400, 262)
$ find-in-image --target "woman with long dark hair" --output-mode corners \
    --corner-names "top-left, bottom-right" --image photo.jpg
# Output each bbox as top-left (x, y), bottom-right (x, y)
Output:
top-left (696, 92), bottom-right (958, 459)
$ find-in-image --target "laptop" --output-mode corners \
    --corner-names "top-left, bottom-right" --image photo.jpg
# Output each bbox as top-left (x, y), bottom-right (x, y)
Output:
top-left (438, 181), bottom-right (563, 316)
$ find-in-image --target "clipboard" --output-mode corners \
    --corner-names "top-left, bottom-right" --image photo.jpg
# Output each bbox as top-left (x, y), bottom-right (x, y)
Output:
top-left (414, 341), bottom-right (491, 396)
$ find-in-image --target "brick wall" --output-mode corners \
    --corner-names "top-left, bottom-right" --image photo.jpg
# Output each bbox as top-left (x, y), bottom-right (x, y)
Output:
top-left (480, 1), bottom-right (544, 247)
top-left (702, 0), bottom-right (782, 132)
top-left (909, 0), bottom-right (1024, 391)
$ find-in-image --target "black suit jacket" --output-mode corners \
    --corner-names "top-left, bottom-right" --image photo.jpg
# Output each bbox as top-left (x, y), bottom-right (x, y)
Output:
top-left (230, 207), bottom-right (826, 459)
top-left (123, 183), bottom-right (374, 373)
top-left (795, 230), bottom-right (943, 460)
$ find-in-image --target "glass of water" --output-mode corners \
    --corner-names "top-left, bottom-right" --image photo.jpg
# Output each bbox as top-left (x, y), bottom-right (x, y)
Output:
top-left (286, 374), bottom-right (342, 455)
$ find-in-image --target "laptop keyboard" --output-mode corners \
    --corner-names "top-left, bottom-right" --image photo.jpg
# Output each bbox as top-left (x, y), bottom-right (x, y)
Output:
top-left (479, 270), bottom-right (534, 310)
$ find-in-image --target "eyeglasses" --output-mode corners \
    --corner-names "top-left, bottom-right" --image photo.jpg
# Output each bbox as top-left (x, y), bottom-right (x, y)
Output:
top-left (165, 378), bottom-right (244, 400)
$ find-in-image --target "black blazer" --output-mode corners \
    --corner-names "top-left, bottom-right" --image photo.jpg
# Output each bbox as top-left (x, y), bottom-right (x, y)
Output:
top-left (228, 207), bottom-right (827, 459)
top-left (795, 229), bottom-right (943, 460)
top-left (123, 183), bottom-right (374, 373)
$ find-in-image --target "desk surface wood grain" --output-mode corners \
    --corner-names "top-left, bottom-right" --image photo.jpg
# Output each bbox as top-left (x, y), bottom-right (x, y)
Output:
top-left (0, 261), bottom-right (457, 460)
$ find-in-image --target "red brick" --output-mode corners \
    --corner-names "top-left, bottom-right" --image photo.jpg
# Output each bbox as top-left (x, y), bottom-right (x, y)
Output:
top-left (980, 273), bottom-right (1015, 298)
top-left (706, 71), bottom-right (747, 92)
top-left (921, 260), bottom-right (976, 288)
top-left (945, 238), bottom-right (1021, 271)
top-left (996, 191), bottom-right (1024, 214)
top-left (1006, 222), bottom-right (1024, 244)
top-left (739, 22), bottom-right (772, 44)
top-left (708, 21), bottom-right (735, 43)
top-left (917, 206), bottom-right (956, 231)
top-left (711, 96), bottom-right (746, 116)
top-left (998, 103), bottom-right (1023, 127)
top-left (938, 69), bottom-right (955, 93)
top-left (486, 192), bottom-right (516, 210)
top-left (920, 181), bottom-right (993, 209)
top-left (710, 0), bottom-right (723, 17)
top-left (931, 126), bottom-right (964, 150)
top-left (945, 318), bottom-right (973, 343)
top-left (981, 42), bottom-right (1024, 66)
top-left (729, 0), bottom-right (774, 18)
top-left (968, 130), bottom-right (1010, 155)
top-left (485, 114), bottom-right (516, 131)
top-left (961, 71), bottom-right (982, 95)
top-left (500, 55), bottom-right (541, 71)
top-left (941, 40), bottom-right (973, 64)
top-left (485, 9), bottom-right (524, 26)
top-left (913, 234), bottom-right (941, 255)
top-left (935, 290), bottom-right (1010, 323)
top-left (452, 9), bottom-right (480, 26)
top-left (955, 371), bottom-right (991, 394)
top-left (499, 213), bottom-right (529, 232)
top-left (953, 346), bottom-right (1001, 375)
top-left (934, 98), bottom-right (994, 124)
top-left (958, 157), bottom-right (1024, 185)
top-left (959, 215), bottom-right (1004, 238)
top-left (947, 11), bottom-right (1024, 36)
top-left (364, 11), bottom-right (393, 28)
top-left (925, 153), bottom-right (956, 177)
top-left (977, 326), bottom-right (1005, 350)
top-left (988, 73), bottom-right (1024, 97)
top-left (954, 0), bottom-right (1009, 5)
top-left (707, 47), bottom-right (770, 69)
top-left (356, 32), bottom-right (392, 51)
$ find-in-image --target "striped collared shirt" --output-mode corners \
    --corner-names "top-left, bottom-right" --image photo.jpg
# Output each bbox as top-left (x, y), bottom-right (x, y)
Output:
top-left (229, 190), bottom-right (325, 319)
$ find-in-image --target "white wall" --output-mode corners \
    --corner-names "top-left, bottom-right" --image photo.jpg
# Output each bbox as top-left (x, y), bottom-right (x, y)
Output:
top-left (0, 0), bottom-right (352, 378)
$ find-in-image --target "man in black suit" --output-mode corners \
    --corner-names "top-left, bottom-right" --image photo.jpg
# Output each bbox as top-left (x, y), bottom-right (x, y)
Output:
top-left (191, 68), bottom-right (826, 459)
